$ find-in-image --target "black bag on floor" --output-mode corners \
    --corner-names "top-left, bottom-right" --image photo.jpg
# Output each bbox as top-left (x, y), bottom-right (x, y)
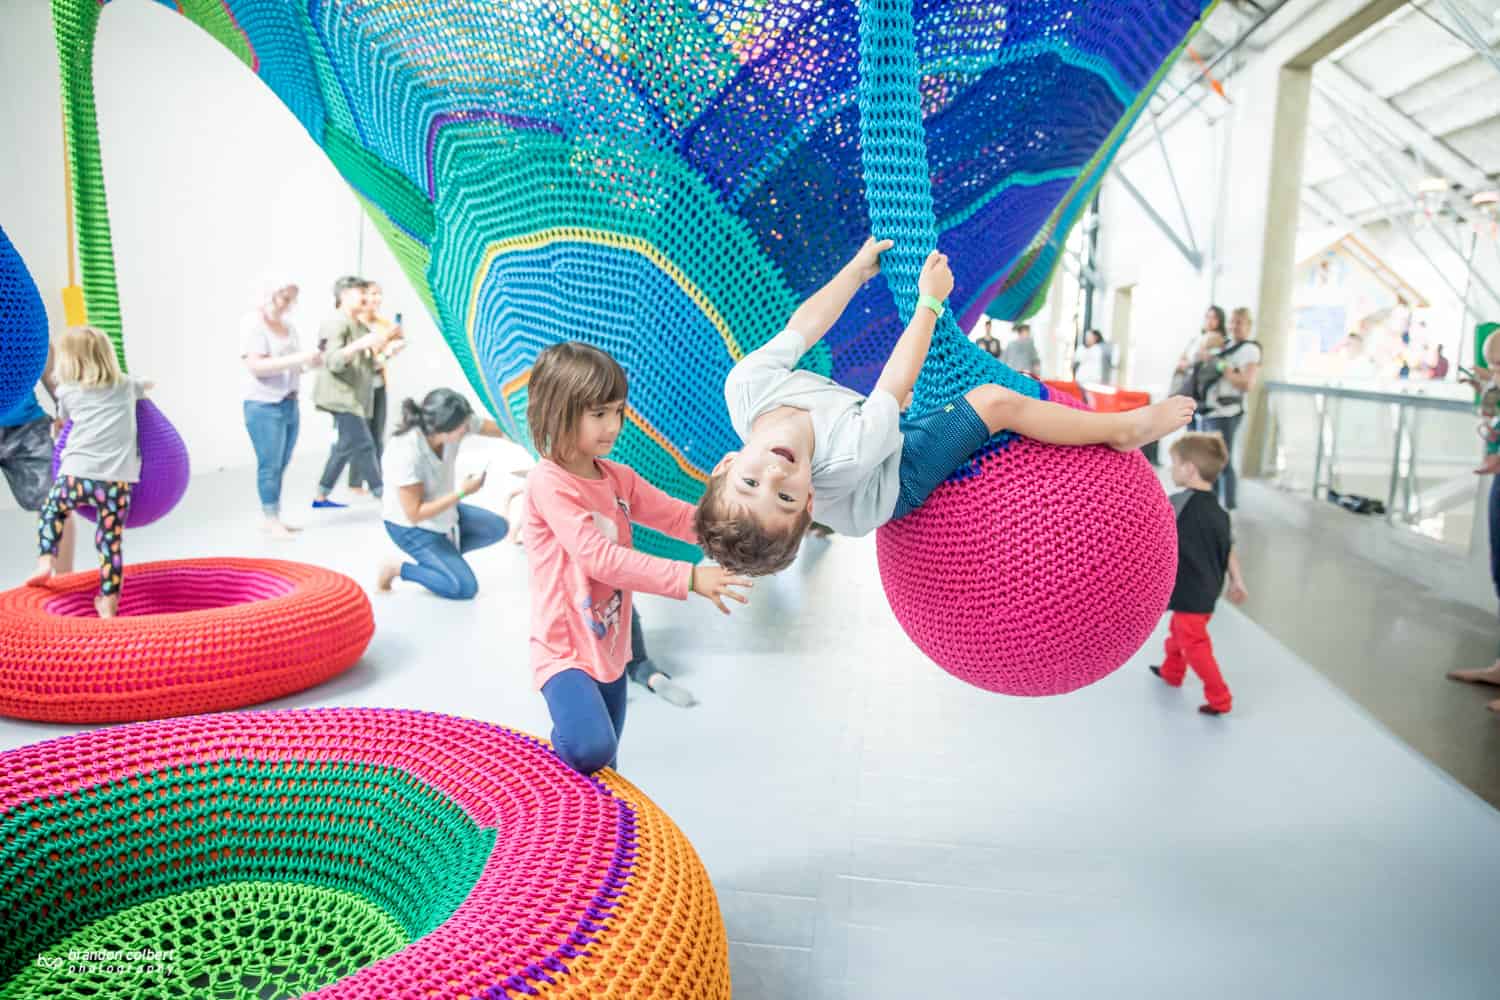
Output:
top-left (1327, 489), bottom-right (1385, 516)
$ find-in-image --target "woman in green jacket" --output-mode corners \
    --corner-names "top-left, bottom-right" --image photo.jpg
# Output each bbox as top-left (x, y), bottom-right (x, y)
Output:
top-left (312, 276), bottom-right (399, 508)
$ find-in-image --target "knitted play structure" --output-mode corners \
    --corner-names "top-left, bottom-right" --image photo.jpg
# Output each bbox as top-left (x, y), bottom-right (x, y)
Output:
top-left (50, 0), bottom-right (1211, 692)
top-left (51, 398), bottom-right (191, 528)
top-left (0, 558), bottom-right (372, 722)
top-left (0, 708), bottom-right (731, 999)
top-left (0, 224), bottom-right (49, 417)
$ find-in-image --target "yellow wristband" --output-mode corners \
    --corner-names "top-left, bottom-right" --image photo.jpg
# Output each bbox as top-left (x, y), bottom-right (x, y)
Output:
top-left (917, 294), bottom-right (945, 319)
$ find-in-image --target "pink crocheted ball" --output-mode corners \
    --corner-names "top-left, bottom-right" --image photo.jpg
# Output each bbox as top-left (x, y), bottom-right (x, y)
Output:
top-left (876, 417), bottom-right (1177, 696)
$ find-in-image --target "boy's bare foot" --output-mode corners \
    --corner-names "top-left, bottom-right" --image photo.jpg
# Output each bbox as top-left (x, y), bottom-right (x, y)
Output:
top-left (24, 555), bottom-right (56, 587)
top-left (376, 561), bottom-right (400, 592)
top-left (1111, 396), bottom-right (1197, 452)
top-left (1447, 661), bottom-right (1500, 687)
top-left (1488, 697), bottom-right (1500, 714)
top-left (94, 593), bottom-right (119, 619)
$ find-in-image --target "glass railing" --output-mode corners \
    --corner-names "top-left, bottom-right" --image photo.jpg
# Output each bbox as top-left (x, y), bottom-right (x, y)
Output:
top-left (1258, 380), bottom-right (1481, 549)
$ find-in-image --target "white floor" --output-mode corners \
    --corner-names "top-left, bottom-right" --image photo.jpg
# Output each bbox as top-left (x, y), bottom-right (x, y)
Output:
top-left (4, 454), bottom-right (1500, 999)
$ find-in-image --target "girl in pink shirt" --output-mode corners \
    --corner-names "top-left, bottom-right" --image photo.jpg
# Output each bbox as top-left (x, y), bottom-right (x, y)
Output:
top-left (525, 342), bottom-right (752, 773)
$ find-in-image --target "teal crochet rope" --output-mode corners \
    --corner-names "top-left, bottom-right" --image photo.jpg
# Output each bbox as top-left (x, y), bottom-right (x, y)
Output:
top-left (856, 0), bottom-right (1043, 429)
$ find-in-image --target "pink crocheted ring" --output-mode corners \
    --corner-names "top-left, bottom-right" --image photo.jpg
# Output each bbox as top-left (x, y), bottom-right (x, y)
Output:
top-left (876, 392), bottom-right (1178, 695)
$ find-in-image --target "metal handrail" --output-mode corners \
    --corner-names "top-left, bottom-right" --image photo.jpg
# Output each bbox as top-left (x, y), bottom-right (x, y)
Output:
top-left (1259, 380), bottom-right (1481, 545)
top-left (1262, 379), bottom-right (1474, 413)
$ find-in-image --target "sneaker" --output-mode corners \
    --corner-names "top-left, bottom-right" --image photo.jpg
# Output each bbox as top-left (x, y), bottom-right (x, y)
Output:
top-left (1149, 665), bottom-right (1181, 687)
top-left (312, 498), bottom-right (348, 509)
top-left (1198, 705), bottom-right (1227, 717)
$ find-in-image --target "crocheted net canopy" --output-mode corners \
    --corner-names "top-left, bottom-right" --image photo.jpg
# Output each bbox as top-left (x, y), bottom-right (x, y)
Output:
top-left (0, 708), bottom-right (730, 999)
top-left (50, 0), bottom-right (1210, 691)
top-left (53, 0), bottom-right (1212, 559)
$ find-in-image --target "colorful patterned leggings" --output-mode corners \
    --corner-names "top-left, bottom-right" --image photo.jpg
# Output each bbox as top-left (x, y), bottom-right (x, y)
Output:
top-left (39, 476), bottom-right (133, 594)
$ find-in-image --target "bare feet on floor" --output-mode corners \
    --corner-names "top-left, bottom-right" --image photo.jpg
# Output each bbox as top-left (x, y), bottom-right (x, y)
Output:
top-left (264, 518), bottom-right (300, 539)
top-left (376, 561), bottom-right (400, 593)
top-left (1112, 396), bottom-right (1197, 452)
top-left (24, 555), bottom-right (56, 587)
top-left (94, 593), bottom-right (118, 619)
top-left (1446, 661), bottom-right (1500, 687)
top-left (1489, 697), bottom-right (1500, 714)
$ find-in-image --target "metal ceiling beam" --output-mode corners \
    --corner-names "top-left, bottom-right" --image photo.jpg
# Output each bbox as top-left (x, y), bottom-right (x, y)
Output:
top-left (1327, 0), bottom-right (1430, 62)
top-left (1372, 27), bottom-right (1500, 99)
top-left (1434, 0), bottom-right (1500, 79)
top-left (1301, 187), bottom-right (1365, 233)
top-left (1110, 169), bottom-right (1204, 271)
top-left (1315, 119), bottom-right (1485, 311)
top-left (1143, 0), bottom-right (1296, 120)
top-left (1317, 61), bottom-right (1491, 190)
top-left (1319, 88), bottom-right (1500, 313)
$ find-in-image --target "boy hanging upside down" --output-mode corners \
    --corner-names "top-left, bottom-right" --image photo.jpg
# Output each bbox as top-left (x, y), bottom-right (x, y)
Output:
top-left (694, 238), bottom-right (1196, 575)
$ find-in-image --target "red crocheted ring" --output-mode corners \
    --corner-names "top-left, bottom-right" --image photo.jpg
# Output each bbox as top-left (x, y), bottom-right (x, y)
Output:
top-left (0, 558), bottom-right (373, 723)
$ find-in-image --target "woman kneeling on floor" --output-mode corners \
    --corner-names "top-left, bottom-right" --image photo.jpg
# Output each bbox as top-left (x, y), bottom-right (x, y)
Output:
top-left (377, 388), bottom-right (514, 599)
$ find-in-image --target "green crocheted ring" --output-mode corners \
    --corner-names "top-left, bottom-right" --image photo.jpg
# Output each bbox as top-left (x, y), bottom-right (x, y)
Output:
top-left (0, 708), bottom-right (731, 999)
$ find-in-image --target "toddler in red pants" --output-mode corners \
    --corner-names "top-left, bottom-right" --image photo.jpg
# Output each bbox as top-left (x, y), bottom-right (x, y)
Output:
top-left (1151, 432), bottom-right (1248, 715)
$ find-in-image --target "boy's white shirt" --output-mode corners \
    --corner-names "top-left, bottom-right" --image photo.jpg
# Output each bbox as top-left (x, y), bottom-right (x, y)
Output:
top-left (724, 328), bottom-right (903, 537)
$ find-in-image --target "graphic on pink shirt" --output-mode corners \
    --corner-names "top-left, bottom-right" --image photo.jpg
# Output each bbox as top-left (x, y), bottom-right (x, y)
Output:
top-left (581, 589), bottom-right (623, 644)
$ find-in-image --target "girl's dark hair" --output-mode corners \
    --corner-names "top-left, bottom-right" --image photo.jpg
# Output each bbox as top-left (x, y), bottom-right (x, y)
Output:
top-left (395, 388), bottom-right (473, 437)
top-left (1204, 305), bottom-right (1226, 335)
top-left (526, 342), bottom-right (629, 461)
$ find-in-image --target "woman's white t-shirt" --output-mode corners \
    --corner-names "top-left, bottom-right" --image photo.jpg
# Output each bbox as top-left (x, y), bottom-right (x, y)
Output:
top-left (240, 314), bottom-right (301, 403)
top-left (382, 413), bottom-right (485, 535)
top-left (1075, 342), bottom-right (1110, 384)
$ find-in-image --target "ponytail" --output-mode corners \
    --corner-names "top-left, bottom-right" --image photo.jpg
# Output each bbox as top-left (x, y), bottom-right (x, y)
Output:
top-left (393, 397), bottom-right (425, 436)
top-left (394, 388), bottom-right (473, 438)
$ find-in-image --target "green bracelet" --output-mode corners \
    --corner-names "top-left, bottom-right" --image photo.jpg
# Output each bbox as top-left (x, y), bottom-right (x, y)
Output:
top-left (688, 565), bottom-right (696, 593)
top-left (917, 293), bottom-right (945, 319)
top-left (455, 489), bottom-right (466, 502)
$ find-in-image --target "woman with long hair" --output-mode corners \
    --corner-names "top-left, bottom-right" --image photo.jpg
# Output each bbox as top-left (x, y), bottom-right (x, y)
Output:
top-left (376, 388), bottom-right (514, 599)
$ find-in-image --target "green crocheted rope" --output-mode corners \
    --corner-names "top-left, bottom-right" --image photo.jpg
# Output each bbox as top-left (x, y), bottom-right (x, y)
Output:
top-left (52, 0), bottom-right (124, 367)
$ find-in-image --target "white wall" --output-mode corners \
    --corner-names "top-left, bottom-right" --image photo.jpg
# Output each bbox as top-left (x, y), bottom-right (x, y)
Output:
top-left (1094, 110), bottom-right (1234, 394)
top-left (0, 0), bottom-right (478, 508)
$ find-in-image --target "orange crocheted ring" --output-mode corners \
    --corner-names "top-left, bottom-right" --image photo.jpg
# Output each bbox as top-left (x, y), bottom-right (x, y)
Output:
top-left (0, 558), bottom-right (373, 723)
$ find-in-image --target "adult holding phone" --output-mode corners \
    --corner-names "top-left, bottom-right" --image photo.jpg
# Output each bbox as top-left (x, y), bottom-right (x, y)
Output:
top-left (312, 276), bottom-right (398, 507)
top-left (241, 277), bottom-right (324, 536)
top-left (348, 285), bottom-right (408, 494)
top-left (376, 388), bottom-right (516, 600)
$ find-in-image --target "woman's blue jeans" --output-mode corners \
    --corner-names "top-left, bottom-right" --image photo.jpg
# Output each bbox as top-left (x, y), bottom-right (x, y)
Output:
top-left (383, 503), bottom-right (508, 600)
top-left (244, 398), bottom-right (299, 515)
